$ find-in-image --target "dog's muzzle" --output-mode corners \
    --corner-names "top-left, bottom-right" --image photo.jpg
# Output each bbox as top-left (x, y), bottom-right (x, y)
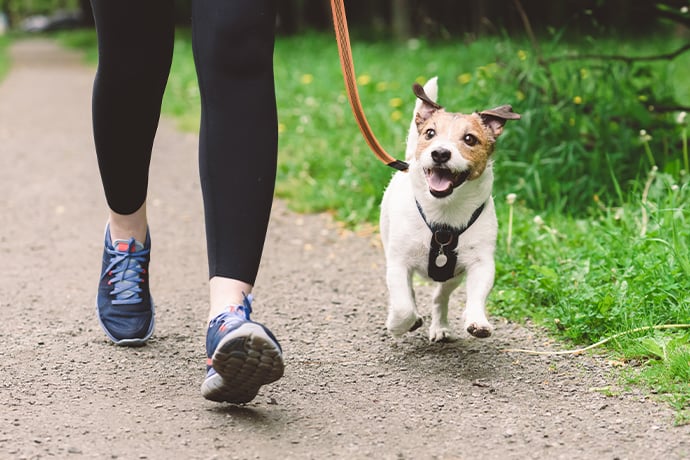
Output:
top-left (424, 167), bottom-right (470, 198)
top-left (423, 147), bottom-right (470, 198)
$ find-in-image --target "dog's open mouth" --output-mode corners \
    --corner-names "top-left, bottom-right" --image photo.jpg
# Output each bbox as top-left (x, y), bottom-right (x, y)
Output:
top-left (424, 168), bottom-right (470, 198)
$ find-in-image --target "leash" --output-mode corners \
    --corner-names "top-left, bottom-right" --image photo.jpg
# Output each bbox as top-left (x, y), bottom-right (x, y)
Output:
top-left (329, 0), bottom-right (409, 172)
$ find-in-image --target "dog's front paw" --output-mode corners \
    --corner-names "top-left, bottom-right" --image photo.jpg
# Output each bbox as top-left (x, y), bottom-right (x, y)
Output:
top-left (386, 311), bottom-right (423, 337)
top-left (429, 325), bottom-right (458, 343)
top-left (466, 321), bottom-right (493, 338)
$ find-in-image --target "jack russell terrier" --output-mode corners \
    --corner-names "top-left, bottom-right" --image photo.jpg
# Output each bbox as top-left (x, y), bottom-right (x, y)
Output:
top-left (380, 77), bottom-right (520, 342)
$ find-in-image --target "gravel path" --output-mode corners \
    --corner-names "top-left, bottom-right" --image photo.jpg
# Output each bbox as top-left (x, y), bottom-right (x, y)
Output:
top-left (1, 39), bottom-right (688, 460)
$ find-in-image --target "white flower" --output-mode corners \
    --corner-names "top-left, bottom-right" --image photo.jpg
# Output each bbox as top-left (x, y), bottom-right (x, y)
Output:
top-left (533, 215), bottom-right (544, 227)
top-left (677, 111), bottom-right (687, 125)
top-left (407, 38), bottom-right (421, 51)
top-left (681, 6), bottom-right (688, 14)
top-left (639, 129), bottom-right (652, 142)
top-left (506, 193), bottom-right (517, 205)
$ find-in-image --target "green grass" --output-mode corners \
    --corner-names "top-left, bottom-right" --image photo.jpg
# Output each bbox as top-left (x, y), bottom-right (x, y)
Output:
top-left (56, 28), bottom-right (99, 63)
top-left (55, 29), bottom-right (690, 423)
top-left (495, 159), bottom-right (690, 424)
top-left (0, 34), bottom-right (11, 82)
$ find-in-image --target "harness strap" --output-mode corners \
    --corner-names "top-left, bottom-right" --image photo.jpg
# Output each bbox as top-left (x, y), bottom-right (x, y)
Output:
top-left (416, 201), bottom-right (486, 282)
top-left (330, 0), bottom-right (409, 172)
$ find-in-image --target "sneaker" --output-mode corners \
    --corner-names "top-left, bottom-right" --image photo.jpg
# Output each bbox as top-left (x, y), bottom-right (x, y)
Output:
top-left (201, 295), bottom-right (284, 403)
top-left (96, 225), bottom-right (154, 346)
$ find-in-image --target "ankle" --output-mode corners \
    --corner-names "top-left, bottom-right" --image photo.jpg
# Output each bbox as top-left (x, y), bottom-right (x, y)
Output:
top-left (108, 203), bottom-right (148, 243)
top-left (208, 277), bottom-right (253, 321)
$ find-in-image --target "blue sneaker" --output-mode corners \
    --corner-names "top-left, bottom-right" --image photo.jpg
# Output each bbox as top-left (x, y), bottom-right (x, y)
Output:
top-left (96, 226), bottom-right (154, 346)
top-left (201, 295), bottom-right (284, 403)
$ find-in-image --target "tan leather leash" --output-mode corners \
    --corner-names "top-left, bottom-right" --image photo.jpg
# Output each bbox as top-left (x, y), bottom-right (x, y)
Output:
top-left (329, 0), bottom-right (409, 172)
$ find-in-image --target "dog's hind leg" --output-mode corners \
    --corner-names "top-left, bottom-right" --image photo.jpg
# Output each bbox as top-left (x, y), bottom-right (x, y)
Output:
top-left (429, 276), bottom-right (463, 342)
top-left (385, 265), bottom-right (423, 337)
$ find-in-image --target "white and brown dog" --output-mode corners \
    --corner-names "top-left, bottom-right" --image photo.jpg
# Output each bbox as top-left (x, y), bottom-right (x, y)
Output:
top-left (380, 77), bottom-right (520, 342)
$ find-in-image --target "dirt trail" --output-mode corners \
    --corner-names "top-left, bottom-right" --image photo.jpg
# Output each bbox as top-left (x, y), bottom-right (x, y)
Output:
top-left (1, 39), bottom-right (688, 460)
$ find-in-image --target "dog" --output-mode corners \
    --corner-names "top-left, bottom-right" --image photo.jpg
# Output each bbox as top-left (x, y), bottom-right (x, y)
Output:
top-left (379, 77), bottom-right (520, 342)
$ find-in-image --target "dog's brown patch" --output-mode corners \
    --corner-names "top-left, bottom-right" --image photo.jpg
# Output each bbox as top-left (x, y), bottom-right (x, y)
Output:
top-left (414, 111), bottom-right (496, 180)
top-left (411, 88), bottom-right (520, 182)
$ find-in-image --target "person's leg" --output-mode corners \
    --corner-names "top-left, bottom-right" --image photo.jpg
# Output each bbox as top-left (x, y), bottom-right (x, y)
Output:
top-left (91, 0), bottom-right (174, 345)
top-left (91, 0), bottom-right (174, 241)
top-left (192, 0), bottom-right (283, 403)
top-left (192, 0), bottom-right (278, 315)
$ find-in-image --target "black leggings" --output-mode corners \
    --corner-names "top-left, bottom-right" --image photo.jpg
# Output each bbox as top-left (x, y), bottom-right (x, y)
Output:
top-left (90, 0), bottom-right (278, 285)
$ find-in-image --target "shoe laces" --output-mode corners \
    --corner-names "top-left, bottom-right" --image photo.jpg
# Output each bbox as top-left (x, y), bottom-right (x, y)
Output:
top-left (102, 238), bottom-right (150, 305)
top-left (209, 294), bottom-right (254, 329)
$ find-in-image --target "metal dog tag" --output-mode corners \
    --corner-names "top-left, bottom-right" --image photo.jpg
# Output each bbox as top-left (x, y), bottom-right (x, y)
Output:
top-left (435, 253), bottom-right (448, 267)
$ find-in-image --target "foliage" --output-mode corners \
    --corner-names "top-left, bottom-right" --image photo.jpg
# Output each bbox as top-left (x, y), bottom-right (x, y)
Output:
top-left (622, 330), bottom-right (690, 425)
top-left (56, 28), bottom-right (96, 59)
top-left (0, 34), bottom-right (9, 82)
top-left (511, 33), bottom-right (689, 213)
top-left (494, 155), bottom-right (690, 423)
top-left (275, 32), bottom-right (690, 220)
top-left (94, 1), bottom-right (686, 40)
top-left (1, 0), bottom-right (80, 16)
top-left (495, 168), bottom-right (689, 341)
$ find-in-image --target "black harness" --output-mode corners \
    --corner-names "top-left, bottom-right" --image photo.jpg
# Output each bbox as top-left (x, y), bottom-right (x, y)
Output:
top-left (415, 201), bottom-right (486, 282)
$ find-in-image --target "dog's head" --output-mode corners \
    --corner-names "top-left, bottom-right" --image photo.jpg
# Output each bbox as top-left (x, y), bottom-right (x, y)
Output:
top-left (411, 83), bottom-right (520, 198)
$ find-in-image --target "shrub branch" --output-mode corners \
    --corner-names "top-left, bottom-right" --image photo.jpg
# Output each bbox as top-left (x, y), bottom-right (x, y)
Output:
top-left (542, 43), bottom-right (690, 65)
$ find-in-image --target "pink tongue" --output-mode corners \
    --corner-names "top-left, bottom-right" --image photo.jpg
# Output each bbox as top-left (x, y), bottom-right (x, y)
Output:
top-left (427, 170), bottom-right (454, 192)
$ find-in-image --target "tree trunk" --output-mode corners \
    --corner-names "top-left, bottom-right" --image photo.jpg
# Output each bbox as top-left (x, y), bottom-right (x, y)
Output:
top-left (1, 0), bottom-right (12, 28)
top-left (391, 0), bottom-right (411, 41)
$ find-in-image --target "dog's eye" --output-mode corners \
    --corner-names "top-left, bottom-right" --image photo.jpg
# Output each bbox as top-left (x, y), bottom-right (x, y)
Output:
top-left (463, 134), bottom-right (478, 146)
top-left (425, 129), bottom-right (436, 140)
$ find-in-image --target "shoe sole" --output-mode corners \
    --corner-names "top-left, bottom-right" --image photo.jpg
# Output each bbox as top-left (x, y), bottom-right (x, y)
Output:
top-left (201, 322), bottom-right (284, 403)
top-left (95, 297), bottom-right (155, 347)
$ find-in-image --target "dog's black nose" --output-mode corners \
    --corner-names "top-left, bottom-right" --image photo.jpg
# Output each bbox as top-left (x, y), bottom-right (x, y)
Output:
top-left (431, 148), bottom-right (451, 164)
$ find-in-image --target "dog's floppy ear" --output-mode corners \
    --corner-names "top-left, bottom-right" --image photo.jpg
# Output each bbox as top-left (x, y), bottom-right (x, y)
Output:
top-left (413, 83), bottom-right (442, 127)
top-left (479, 105), bottom-right (521, 137)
